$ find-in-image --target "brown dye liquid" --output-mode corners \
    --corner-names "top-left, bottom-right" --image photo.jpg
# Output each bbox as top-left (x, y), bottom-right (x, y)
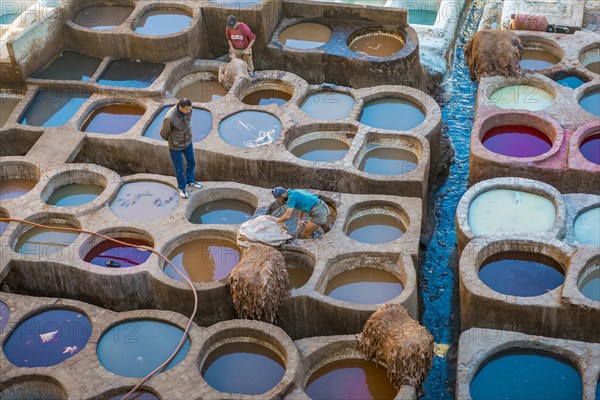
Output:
top-left (176, 81), bottom-right (227, 103)
top-left (81, 104), bottom-right (145, 134)
top-left (349, 34), bottom-right (405, 58)
top-left (0, 179), bottom-right (36, 200)
top-left (325, 267), bottom-right (403, 304)
top-left (0, 98), bottom-right (20, 127)
top-left (279, 23), bottom-right (332, 49)
top-left (73, 6), bottom-right (133, 29)
top-left (521, 49), bottom-right (560, 70)
top-left (165, 239), bottom-right (241, 283)
top-left (346, 214), bottom-right (405, 244)
top-left (585, 61), bottom-right (600, 75)
top-left (288, 268), bottom-right (311, 289)
top-left (242, 89), bottom-right (292, 106)
top-left (305, 358), bottom-right (397, 400)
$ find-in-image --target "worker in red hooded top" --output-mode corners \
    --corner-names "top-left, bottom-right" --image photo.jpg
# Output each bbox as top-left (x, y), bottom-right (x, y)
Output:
top-left (225, 15), bottom-right (256, 73)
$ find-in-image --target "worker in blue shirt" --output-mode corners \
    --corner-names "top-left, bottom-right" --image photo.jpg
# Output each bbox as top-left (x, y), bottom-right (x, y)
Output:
top-left (272, 187), bottom-right (330, 239)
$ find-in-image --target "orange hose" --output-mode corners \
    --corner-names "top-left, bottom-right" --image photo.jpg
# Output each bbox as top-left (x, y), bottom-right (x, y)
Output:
top-left (0, 217), bottom-right (198, 400)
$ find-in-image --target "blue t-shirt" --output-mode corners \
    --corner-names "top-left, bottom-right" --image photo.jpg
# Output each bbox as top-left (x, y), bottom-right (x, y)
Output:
top-left (286, 189), bottom-right (319, 213)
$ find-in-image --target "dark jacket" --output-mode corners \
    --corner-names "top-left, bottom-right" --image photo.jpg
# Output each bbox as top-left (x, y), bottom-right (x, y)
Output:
top-left (160, 106), bottom-right (192, 150)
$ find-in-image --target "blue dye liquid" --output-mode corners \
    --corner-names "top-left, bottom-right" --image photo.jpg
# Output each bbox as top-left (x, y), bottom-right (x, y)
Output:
top-left (46, 184), bottom-right (103, 206)
top-left (3, 309), bottom-right (91, 367)
top-left (202, 342), bottom-right (285, 395)
top-left (189, 199), bottom-right (254, 224)
top-left (133, 10), bottom-right (192, 36)
top-left (360, 98), bottom-right (425, 131)
top-left (208, 0), bottom-right (261, 7)
top-left (470, 350), bottom-right (583, 400)
top-left (0, 300), bottom-right (9, 333)
top-left (0, 221), bottom-right (7, 236)
top-left (219, 111), bottom-right (282, 148)
top-left (478, 254), bottom-right (565, 297)
top-left (144, 106), bottom-right (212, 142)
top-left (97, 320), bottom-right (190, 378)
top-left (32, 51), bottom-right (102, 81)
top-left (579, 89), bottom-right (600, 117)
top-left (300, 91), bottom-right (355, 120)
top-left (554, 75), bottom-right (586, 89)
top-left (19, 90), bottom-right (90, 127)
top-left (409, 9), bottom-right (438, 25)
top-left (98, 59), bottom-right (165, 88)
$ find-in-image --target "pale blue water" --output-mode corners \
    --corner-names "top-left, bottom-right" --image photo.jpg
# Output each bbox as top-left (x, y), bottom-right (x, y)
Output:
top-left (360, 98), bottom-right (425, 131)
top-left (46, 184), bottom-right (103, 206)
top-left (470, 350), bottom-right (583, 399)
top-left (97, 320), bottom-right (190, 378)
top-left (19, 90), bottom-right (90, 127)
top-left (98, 59), bottom-right (165, 88)
top-left (300, 91), bottom-right (355, 120)
top-left (144, 106), bottom-right (212, 142)
top-left (32, 51), bottom-right (102, 81)
top-left (0, 10), bottom-right (19, 25)
top-left (3, 309), bottom-right (91, 367)
top-left (219, 111), bottom-right (282, 148)
top-left (133, 10), bottom-right (192, 36)
top-left (189, 199), bottom-right (255, 224)
top-left (579, 88), bottom-right (600, 117)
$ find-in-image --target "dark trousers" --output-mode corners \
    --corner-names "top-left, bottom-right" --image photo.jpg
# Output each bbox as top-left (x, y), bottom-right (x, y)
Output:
top-left (169, 143), bottom-right (196, 191)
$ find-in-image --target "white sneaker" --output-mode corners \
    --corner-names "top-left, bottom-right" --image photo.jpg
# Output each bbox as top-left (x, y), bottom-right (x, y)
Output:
top-left (188, 181), bottom-right (203, 189)
top-left (178, 189), bottom-right (189, 199)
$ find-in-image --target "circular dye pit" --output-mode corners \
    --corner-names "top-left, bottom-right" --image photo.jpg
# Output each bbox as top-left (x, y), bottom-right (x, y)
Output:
top-left (73, 6), bottom-right (133, 30)
top-left (0, 379), bottom-right (67, 400)
top-left (360, 98), bottom-right (425, 131)
top-left (0, 179), bottom-right (36, 200)
top-left (14, 223), bottom-right (79, 256)
top-left (578, 263), bottom-right (600, 302)
top-left (84, 238), bottom-right (152, 268)
top-left (358, 147), bottom-right (418, 175)
top-left (305, 358), bottom-right (397, 400)
top-left (0, 300), bottom-right (9, 333)
top-left (574, 207), bottom-right (600, 246)
top-left (479, 252), bottom-right (564, 297)
top-left (489, 85), bottom-right (554, 111)
top-left (176, 80), bottom-right (227, 103)
top-left (133, 9), bottom-right (192, 36)
top-left (579, 132), bottom-right (600, 165)
top-left (46, 184), bottom-right (103, 207)
top-left (288, 268), bottom-right (311, 289)
top-left (279, 22), bottom-right (332, 49)
top-left (164, 238), bottom-right (241, 282)
top-left (144, 106), bottom-right (212, 142)
top-left (468, 189), bottom-right (556, 235)
top-left (3, 309), bottom-right (91, 367)
top-left (190, 199), bottom-right (255, 225)
top-left (110, 181), bottom-right (179, 222)
top-left (242, 89), bottom-right (292, 106)
top-left (583, 56), bottom-right (600, 75)
top-left (349, 31), bottom-right (405, 58)
top-left (579, 88), bottom-right (600, 117)
top-left (107, 391), bottom-right (158, 400)
top-left (202, 342), bottom-right (285, 395)
top-left (553, 74), bottom-right (586, 89)
top-left (97, 320), bottom-right (190, 378)
top-left (470, 350), bottom-right (582, 399)
top-left (346, 212), bottom-right (405, 244)
top-left (300, 91), bottom-right (355, 121)
top-left (219, 111), bottom-right (282, 148)
top-left (291, 138), bottom-right (350, 162)
top-left (481, 125), bottom-right (553, 157)
top-left (81, 104), bottom-right (145, 134)
top-left (325, 267), bottom-right (403, 304)
top-left (521, 49), bottom-right (560, 70)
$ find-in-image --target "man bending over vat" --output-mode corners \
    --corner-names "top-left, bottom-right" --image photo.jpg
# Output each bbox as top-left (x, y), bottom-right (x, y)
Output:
top-left (272, 187), bottom-right (330, 239)
top-left (160, 98), bottom-right (203, 199)
top-left (226, 15), bottom-right (256, 73)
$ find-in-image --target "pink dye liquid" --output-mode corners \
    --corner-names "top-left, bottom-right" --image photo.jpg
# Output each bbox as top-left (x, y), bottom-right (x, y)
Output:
top-left (482, 125), bottom-right (552, 158)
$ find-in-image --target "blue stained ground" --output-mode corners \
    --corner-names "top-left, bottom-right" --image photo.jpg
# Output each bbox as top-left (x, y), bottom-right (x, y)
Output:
top-left (420, 0), bottom-right (483, 398)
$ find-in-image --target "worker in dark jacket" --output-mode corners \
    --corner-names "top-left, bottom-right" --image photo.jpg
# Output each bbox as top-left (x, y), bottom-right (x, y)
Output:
top-left (160, 98), bottom-right (202, 199)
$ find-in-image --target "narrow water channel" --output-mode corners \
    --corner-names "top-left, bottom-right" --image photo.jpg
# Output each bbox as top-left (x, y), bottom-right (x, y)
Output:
top-left (420, 0), bottom-right (484, 398)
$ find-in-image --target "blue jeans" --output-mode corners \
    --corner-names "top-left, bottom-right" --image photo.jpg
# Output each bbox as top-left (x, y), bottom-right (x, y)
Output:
top-left (169, 143), bottom-right (196, 190)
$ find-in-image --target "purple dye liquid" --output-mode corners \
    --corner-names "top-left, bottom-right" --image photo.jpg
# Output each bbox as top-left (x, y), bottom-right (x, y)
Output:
top-left (84, 238), bottom-right (152, 268)
top-left (482, 125), bottom-right (552, 158)
top-left (580, 132), bottom-right (600, 165)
